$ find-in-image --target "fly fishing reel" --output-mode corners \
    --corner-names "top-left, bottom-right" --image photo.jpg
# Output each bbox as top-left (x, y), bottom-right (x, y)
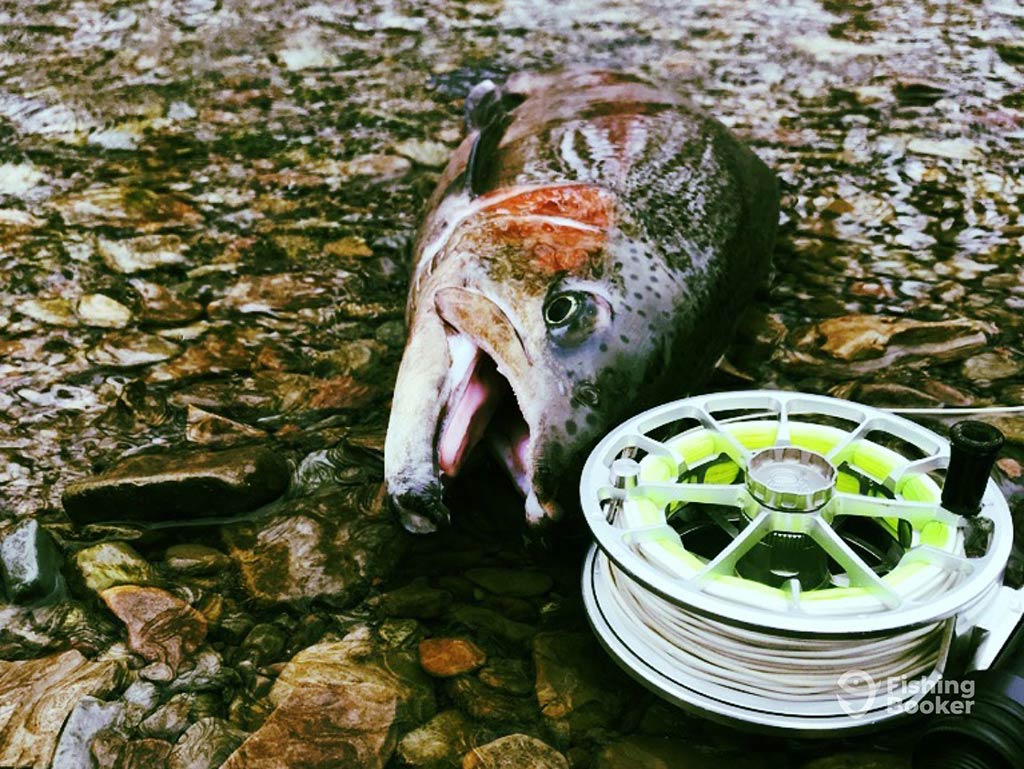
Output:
top-left (580, 391), bottom-right (1023, 754)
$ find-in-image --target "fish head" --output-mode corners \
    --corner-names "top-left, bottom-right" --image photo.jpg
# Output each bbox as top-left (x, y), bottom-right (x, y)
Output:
top-left (385, 184), bottom-right (682, 533)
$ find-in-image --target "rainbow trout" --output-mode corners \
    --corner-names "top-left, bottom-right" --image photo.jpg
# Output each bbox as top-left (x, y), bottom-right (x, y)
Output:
top-left (385, 71), bottom-right (778, 532)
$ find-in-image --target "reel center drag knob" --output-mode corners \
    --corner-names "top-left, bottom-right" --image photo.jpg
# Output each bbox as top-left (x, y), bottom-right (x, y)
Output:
top-left (746, 446), bottom-right (836, 512)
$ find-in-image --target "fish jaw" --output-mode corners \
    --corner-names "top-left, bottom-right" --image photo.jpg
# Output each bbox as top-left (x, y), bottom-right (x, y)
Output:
top-left (386, 283), bottom-right (568, 533)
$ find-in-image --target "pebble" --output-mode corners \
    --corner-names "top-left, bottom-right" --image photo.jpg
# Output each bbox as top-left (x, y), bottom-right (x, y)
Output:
top-left (961, 351), bottom-right (1020, 383)
top-left (97, 235), bottom-right (189, 273)
top-left (87, 331), bottom-right (182, 367)
top-left (398, 710), bottom-right (481, 766)
top-left (164, 543), bottom-right (232, 576)
top-left (419, 637), bottom-right (487, 678)
top-left (76, 293), bottom-right (133, 328)
top-left (167, 717), bottom-right (248, 769)
top-left (140, 693), bottom-right (193, 740)
top-left (75, 541), bottom-right (158, 594)
top-left (130, 279), bottom-right (204, 326)
top-left (463, 734), bottom-right (569, 769)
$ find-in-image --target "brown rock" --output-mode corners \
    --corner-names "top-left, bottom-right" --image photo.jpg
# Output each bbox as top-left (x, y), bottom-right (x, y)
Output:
top-left (396, 709), bottom-right (480, 768)
top-left (463, 734), bottom-right (568, 769)
top-left (0, 650), bottom-right (124, 769)
top-left (445, 676), bottom-right (536, 723)
top-left (419, 638), bottom-right (487, 678)
top-left (208, 273), bottom-right (350, 316)
top-left (799, 315), bottom-right (992, 367)
top-left (222, 485), bottom-right (405, 607)
top-left (62, 445), bottom-right (290, 524)
top-left (129, 279), bottom-right (203, 326)
top-left (146, 333), bottom-right (254, 383)
top-left (223, 625), bottom-right (434, 769)
top-left (100, 586), bottom-right (207, 671)
top-left (221, 682), bottom-right (398, 769)
top-left (185, 405), bottom-right (267, 447)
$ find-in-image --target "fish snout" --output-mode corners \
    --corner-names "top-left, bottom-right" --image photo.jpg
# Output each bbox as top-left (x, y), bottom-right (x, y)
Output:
top-left (389, 482), bottom-right (450, 534)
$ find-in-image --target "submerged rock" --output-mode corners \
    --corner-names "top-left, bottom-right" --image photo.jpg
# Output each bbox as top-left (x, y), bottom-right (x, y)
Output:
top-left (163, 544), bottom-right (232, 576)
top-left (533, 632), bottom-right (628, 739)
top-left (0, 650), bottom-right (125, 768)
top-left (594, 736), bottom-right (767, 769)
top-left (62, 445), bottom-right (290, 524)
top-left (222, 484), bottom-right (404, 607)
top-left (75, 541), bottom-right (158, 594)
top-left (129, 279), bottom-right (203, 326)
top-left (167, 717), bottom-right (248, 769)
top-left (97, 234), bottom-right (190, 273)
top-left (51, 696), bottom-right (125, 769)
top-left (418, 637), bottom-right (487, 678)
top-left (87, 331), bottom-right (181, 368)
top-left (76, 294), bottom-right (133, 329)
top-left (223, 624), bottom-right (434, 769)
top-left (397, 709), bottom-right (481, 768)
top-left (462, 734), bottom-right (568, 769)
top-left (0, 518), bottom-right (63, 603)
top-left (100, 586), bottom-right (207, 672)
top-left (185, 406), bottom-right (267, 447)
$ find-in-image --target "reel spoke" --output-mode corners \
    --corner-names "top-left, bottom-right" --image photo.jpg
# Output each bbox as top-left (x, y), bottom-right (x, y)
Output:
top-left (603, 432), bottom-right (678, 468)
top-left (691, 402), bottom-right (752, 467)
top-left (808, 518), bottom-right (902, 608)
top-left (619, 523), bottom-right (683, 546)
top-left (830, 492), bottom-right (961, 528)
top-left (883, 453), bottom-right (949, 493)
top-left (631, 482), bottom-right (748, 508)
top-left (692, 511), bottom-right (772, 585)
top-left (899, 545), bottom-right (975, 575)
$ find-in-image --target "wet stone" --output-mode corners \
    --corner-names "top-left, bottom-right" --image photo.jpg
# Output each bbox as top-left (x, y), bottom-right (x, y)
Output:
top-left (961, 351), bottom-right (1020, 383)
top-left (223, 625), bottom-right (435, 769)
top-left (75, 541), bottom-right (158, 594)
top-left (167, 717), bottom-right (248, 769)
top-left (799, 752), bottom-right (911, 769)
top-left (463, 734), bottom-right (569, 769)
top-left (222, 484), bottom-right (405, 607)
top-left (0, 518), bottom-right (64, 603)
top-left (88, 331), bottom-right (182, 368)
top-left (164, 543), bottom-right (232, 576)
top-left (445, 676), bottom-right (537, 724)
top-left (419, 637), bottom-right (487, 678)
top-left (466, 568), bottom-right (554, 598)
top-left (97, 234), bottom-right (189, 273)
top-left (448, 605), bottom-right (537, 648)
top-left (533, 632), bottom-right (628, 739)
top-left (368, 581), bottom-right (452, 619)
top-left (140, 692), bottom-right (193, 740)
top-left (130, 279), bottom-right (204, 326)
top-left (479, 658), bottom-right (534, 696)
top-left (0, 650), bottom-right (125, 769)
top-left (52, 696), bottom-right (125, 769)
top-left (76, 294), bottom-right (133, 329)
top-left (62, 445), bottom-right (290, 524)
top-left (396, 709), bottom-right (481, 768)
top-left (240, 623), bottom-right (287, 666)
top-left (101, 585), bottom-right (207, 672)
top-left (185, 405), bottom-right (267, 447)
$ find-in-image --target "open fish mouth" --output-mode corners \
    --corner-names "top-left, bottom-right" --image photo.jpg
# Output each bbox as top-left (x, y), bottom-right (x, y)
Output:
top-left (435, 331), bottom-right (532, 500)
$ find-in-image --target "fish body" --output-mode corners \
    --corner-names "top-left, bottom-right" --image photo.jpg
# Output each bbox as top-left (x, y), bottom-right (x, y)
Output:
top-left (385, 71), bottom-right (779, 533)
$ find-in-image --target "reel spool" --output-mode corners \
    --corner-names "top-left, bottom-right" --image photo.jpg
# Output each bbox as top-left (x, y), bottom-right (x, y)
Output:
top-left (580, 390), bottom-right (1020, 736)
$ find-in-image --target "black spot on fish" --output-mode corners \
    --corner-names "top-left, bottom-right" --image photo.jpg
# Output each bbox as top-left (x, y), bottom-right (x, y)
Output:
top-left (637, 309), bottom-right (647, 318)
top-left (585, 412), bottom-right (598, 426)
top-left (565, 420), bottom-right (578, 436)
top-left (620, 334), bottom-right (630, 344)
top-left (633, 292), bottom-right (643, 300)
top-left (599, 342), bottom-right (608, 352)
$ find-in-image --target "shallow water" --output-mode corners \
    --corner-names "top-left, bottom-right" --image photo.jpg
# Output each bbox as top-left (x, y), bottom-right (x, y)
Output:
top-left (1, 0), bottom-right (1023, 765)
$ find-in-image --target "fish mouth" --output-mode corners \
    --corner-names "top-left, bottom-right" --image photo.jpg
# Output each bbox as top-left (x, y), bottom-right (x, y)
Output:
top-left (435, 331), bottom-right (532, 500)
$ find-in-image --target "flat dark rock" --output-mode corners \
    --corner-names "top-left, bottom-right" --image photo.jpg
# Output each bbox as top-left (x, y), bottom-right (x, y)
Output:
top-left (61, 446), bottom-right (290, 524)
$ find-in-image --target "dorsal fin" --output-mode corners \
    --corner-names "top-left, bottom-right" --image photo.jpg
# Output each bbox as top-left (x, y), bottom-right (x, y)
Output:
top-left (464, 80), bottom-right (524, 198)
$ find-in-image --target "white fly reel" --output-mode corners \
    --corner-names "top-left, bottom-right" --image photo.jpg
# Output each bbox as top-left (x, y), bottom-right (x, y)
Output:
top-left (580, 390), bottom-right (1020, 735)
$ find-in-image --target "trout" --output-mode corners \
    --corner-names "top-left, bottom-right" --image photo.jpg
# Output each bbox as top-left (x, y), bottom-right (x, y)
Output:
top-left (385, 70), bottom-right (778, 533)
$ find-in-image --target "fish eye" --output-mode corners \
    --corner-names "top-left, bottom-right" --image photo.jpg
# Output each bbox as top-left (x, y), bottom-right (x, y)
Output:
top-left (543, 289), bottom-right (611, 348)
top-left (543, 292), bottom-right (582, 327)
